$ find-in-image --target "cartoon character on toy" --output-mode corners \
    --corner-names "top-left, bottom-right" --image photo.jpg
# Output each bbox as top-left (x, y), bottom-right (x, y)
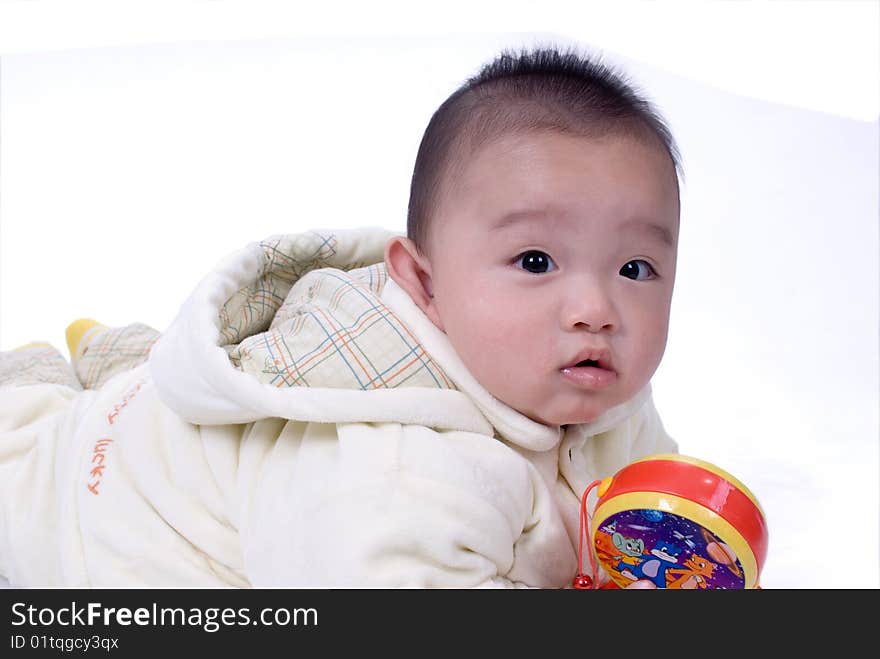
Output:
top-left (573, 454), bottom-right (768, 590)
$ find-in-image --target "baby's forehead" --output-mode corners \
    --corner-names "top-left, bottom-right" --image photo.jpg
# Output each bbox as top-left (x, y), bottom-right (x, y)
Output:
top-left (448, 129), bottom-right (678, 204)
top-left (454, 126), bottom-right (676, 185)
top-left (424, 128), bottom-right (679, 248)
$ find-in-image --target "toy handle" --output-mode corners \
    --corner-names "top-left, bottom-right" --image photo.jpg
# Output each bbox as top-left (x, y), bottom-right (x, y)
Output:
top-left (572, 479), bottom-right (603, 589)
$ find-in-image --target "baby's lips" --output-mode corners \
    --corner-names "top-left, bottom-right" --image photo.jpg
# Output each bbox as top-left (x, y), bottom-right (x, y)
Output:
top-left (560, 365), bottom-right (618, 389)
top-left (563, 347), bottom-right (614, 372)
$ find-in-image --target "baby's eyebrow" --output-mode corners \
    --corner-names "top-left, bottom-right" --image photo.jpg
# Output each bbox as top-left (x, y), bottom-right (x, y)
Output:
top-left (489, 208), bottom-right (552, 231)
top-left (621, 218), bottom-right (675, 247)
top-left (491, 211), bottom-right (675, 246)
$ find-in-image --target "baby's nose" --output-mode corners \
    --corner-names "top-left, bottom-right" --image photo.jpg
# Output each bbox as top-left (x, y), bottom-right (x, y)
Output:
top-left (563, 285), bottom-right (618, 333)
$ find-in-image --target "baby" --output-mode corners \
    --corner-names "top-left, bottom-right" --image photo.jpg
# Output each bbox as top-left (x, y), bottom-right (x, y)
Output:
top-left (0, 45), bottom-right (681, 588)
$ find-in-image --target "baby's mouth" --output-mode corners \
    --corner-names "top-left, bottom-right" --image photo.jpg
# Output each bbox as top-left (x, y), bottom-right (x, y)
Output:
top-left (563, 349), bottom-right (614, 372)
top-left (561, 353), bottom-right (617, 389)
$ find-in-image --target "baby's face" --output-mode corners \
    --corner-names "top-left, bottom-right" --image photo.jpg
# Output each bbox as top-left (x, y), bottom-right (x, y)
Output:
top-left (424, 130), bottom-right (680, 426)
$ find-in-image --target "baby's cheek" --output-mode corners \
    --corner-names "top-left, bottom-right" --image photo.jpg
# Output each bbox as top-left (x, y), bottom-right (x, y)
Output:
top-left (459, 305), bottom-right (513, 344)
top-left (630, 336), bottom-right (666, 389)
top-left (462, 326), bottom-right (521, 378)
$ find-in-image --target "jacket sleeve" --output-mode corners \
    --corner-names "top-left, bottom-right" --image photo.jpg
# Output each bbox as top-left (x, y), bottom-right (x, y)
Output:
top-left (0, 383), bottom-right (80, 584)
top-left (236, 420), bottom-right (576, 588)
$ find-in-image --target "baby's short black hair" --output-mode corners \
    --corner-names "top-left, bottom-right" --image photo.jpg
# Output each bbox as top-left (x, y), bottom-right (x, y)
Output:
top-left (406, 45), bottom-right (682, 253)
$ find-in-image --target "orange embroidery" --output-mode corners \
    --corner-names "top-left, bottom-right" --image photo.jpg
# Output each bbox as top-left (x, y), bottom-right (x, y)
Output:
top-left (107, 380), bottom-right (144, 425)
top-left (86, 438), bottom-right (113, 495)
top-left (88, 380), bottom-right (145, 495)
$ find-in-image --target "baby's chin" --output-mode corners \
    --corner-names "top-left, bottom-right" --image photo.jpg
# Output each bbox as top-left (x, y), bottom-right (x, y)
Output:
top-left (522, 404), bottom-right (607, 428)
top-left (494, 387), bottom-right (633, 428)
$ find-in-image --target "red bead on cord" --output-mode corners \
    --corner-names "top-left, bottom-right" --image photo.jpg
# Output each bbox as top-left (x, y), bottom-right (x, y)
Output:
top-left (574, 479), bottom-right (603, 590)
top-left (572, 574), bottom-right (594, 589)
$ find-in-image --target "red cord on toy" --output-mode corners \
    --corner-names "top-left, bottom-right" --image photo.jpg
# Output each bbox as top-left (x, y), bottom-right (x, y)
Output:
top-left (573, 479), bottom-right (602, 589)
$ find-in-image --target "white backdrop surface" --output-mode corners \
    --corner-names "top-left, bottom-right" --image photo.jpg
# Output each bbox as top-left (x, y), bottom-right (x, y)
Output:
top-left (0, 6), bottom-right (878, 590)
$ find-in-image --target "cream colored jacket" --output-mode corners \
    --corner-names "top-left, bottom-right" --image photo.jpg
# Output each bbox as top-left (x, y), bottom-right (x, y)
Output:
top-left (0, 228), bottom-right (676, 588)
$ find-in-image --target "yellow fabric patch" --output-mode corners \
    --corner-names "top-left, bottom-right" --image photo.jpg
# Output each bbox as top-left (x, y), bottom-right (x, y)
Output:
top-left (65, 318), bottom-right (103, 359)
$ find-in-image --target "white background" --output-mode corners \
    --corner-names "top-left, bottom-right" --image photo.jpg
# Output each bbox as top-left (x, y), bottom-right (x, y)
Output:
top-left (0, 0), bottom-right (878, 588)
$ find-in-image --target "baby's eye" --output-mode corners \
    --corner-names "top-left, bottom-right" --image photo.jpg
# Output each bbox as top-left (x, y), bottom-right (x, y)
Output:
top-left (619, 259), bottom-right (656, 280)
top-left (515, 250), bottom-right (556, 274)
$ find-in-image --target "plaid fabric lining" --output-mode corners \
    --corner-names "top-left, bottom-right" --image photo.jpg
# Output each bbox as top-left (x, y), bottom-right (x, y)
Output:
top-left (220, 232), bottom-right (354, 346)
top-left (0, 344), bottom-right (82, 389)
top-left (224, 233), bottom-right (456, 391)
top-left (74, 323), bottom-right (160, 390)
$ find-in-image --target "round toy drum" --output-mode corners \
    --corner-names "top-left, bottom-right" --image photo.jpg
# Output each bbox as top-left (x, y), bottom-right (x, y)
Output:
top-left (589, 454), bottom-right (768, 589)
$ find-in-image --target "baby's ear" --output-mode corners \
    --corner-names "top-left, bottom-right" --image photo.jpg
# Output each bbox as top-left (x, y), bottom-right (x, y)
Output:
top-left (384, 236), bottom-right (443, 330)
